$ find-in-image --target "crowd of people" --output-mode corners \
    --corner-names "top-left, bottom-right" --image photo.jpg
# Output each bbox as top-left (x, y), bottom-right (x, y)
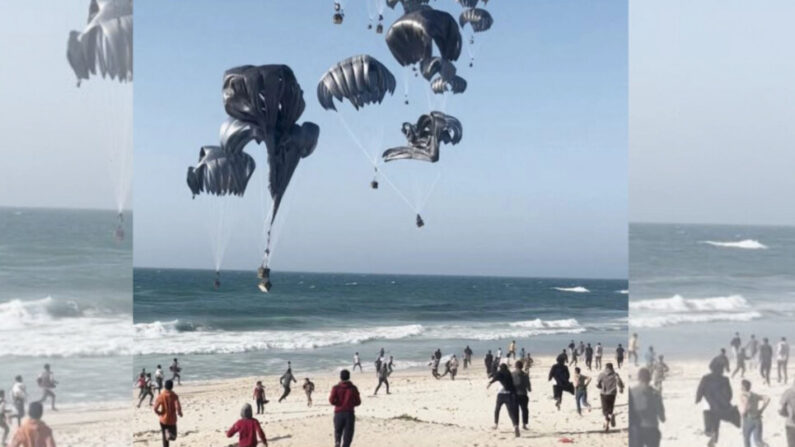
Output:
top-left (1, 364), bottom-right (59, 446)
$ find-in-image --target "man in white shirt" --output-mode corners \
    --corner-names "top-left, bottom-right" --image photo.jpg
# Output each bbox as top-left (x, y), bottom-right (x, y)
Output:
top-left (353, 352), bottom-right (362, 372)
top-left (37, 364), bottom-right (57, 411)
top-left (778, 337), bottom-right (790, 385)
top-left (10, 375), bottom-right (26, 427)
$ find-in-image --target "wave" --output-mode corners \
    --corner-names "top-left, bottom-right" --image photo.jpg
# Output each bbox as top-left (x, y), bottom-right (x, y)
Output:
top-left (0, 297), bottom-right (132, 357)
top-left (630, 294), bottom-right (762, 328)
top-left (630, 294), bottom-right (750, 312)
top-left (702, 239), bottom-right (768, 250)
top-left (630, 311), bottom-right (762, 328)
top-left (618, 290), bottom-right (628, 295)
top-left (553, 286), bottom-right (590, 293)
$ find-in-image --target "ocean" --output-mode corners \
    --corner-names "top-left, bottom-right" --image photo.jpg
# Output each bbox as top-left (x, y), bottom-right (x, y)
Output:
top-left (0, 207), bottom-right (132, 404)
top-left (629, 223), bottom-right (795, 357)
top-left (133, 269), bottom-right (627, 380)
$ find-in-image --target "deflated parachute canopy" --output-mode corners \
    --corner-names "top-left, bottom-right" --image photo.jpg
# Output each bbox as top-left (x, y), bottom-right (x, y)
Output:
top-left (459, 8), bottom-right (493, 32)
top-left (419, 56), bottom-right (457, 82)
top-left (430, 75), bottom-right (467, 94)
top-left (67, 0), bottom-right (133, 86)
top-left (186, 118), bottom-right (258, 197)
top-left (386, 7), bottom-right (462, 66)
top-left (383, 111), bottom-right (462, 163)
top-left (317, 55), bottom-right (396, 111)
top-left (267, 121), bottom-right (320, 222)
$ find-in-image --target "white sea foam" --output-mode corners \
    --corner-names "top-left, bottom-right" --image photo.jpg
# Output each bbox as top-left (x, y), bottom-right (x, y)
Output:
top-left (629, 294), bottom-right (762, 328)
top-left (618, 290), bottom-right (629, 295)
top-left (0, 297), bottom-right (132, 357)
top-left (553, 286), bottom-right (590, 293)
top-left (701, 239), bottom-right (768, 250)
top-left (630, 311), bottom-right (763, 328)
top-left (629, 294), bottom-right (750, 312)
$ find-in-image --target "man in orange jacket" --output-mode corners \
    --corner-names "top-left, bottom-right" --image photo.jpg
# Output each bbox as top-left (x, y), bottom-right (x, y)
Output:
top-left (9, 401), bottom-right (56, 447)
top-left (153, 380), bottom-right (182, 447)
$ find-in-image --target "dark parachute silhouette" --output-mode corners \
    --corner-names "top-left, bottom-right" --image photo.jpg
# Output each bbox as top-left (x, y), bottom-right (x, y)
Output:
top-left (457, 0), bottom-right (479, 7)
top-left (186, 119), bottom-right (257, 198)
top-left (382, 111), bottom-right (462, 163)
top-left (317, 55), bottom-right (397, 111)
top-left (419, 56), bottom-right (456, 81)
top-left (385, 7), bottom-right (462, 66)
top-left (66, 0), bottom-right (133, 86)
top-left (385, 0), bottom-right (431, 13)
top-left (459, 8), bottom-right (493, 32)
top-left (430, 75), bottom-right (467, 94)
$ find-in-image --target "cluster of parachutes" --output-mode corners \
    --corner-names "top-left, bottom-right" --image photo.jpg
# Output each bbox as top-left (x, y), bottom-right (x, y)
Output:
top-left (186, 65), bottom-right (320, 292)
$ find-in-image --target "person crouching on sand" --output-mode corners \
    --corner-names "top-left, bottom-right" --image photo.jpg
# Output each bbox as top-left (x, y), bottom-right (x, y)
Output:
top-left (9, 401), bottom-right (55, 447)
top-left (488, 363), bottom-right (521, 437)
top-left (154, 379), bottom-right (182, 447)
top-left (226, 403), bottom-right (267, 447)
top-left (597, 363), bottom-right (624, 432)
top-left (303, 378), bottom-right (315, 406)
top-left (253, 381), bottom-right (268, 414)
top-left (329, 369), bottom-right (361, 447)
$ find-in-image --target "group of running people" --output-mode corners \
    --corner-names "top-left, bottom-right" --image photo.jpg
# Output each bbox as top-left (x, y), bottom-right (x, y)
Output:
top-left (1, 364), bottom-right (58, 447)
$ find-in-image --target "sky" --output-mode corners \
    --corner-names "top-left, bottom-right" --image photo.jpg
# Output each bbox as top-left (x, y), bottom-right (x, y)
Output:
top-left (0, 1), bottom-right (132, 211)
top-left (629, 0), bottom-right (795, 226)
top-left (134, 0), bottom-right (628, 278)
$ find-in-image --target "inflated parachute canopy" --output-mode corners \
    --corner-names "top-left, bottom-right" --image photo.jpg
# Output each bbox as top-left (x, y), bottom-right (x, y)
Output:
top-left (186, 118), bottom-right (258, 197)
top-left (317, 55), bottom-right (396, 111)
top-left (419, 56), bottom-right (457, 82)
top-left (459, 8), bottom-right (494, 32)
top-left (385, 0), bottom-right (430, 13)
top-left (222, 65), bottom-right (306, 141)
top-left (382, 111), bottom-right (462, 163)
top-left (457, 0), bottom-right (479, 8)
top-left (386, 7), bottom-right (462, 66)
top-left (430, 75), bottom-right (467, 94)
top-left (67, 0), bottom-right (133, 86)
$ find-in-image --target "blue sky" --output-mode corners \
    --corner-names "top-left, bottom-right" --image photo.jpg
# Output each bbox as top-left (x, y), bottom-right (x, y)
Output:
top-left (133, 0), bottom-right (628, 278)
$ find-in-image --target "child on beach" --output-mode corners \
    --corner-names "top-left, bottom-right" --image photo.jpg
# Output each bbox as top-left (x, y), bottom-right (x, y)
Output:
top-left (353, 352), bottom-right (362, 372)
top-left (226, 403), bottom-right (267, 447)
top-left (253, 381), bottom-right (268, 414)
top-left (739, 379), bottom-right (770, 447)
top-left (573, 367), bottom-right (592, 415)
top-left (153, 379), bottom-right (182, 447)
top-left (9, 401), bottom-right (55, 447)
top-left (137, 373), bottom-right (155, 408)
top-left (303, 378), bottom-right (315, 406)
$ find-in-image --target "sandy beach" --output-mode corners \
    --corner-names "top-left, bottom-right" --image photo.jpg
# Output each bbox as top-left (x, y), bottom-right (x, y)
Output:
top-left (628, 358), bottom-right (794, 447)
top-left (130, 356), bottom-right (628, 447)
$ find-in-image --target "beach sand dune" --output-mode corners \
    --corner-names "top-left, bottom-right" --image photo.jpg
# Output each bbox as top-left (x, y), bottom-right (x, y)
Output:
top-left (131, 356), bottom-right (628, 446)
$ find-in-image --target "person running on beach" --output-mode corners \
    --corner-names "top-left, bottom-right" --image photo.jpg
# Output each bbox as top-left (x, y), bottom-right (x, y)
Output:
top-left (777, 337), bottom-right (790, 385)
top-left (595, 342), bottom-right (604, 370)
top-left (303, 378), bottom-right (315, 406)
top-left (731, 332), bottom-right (743, 361)
top-left (549, 354), bottom-right (573, 411)
top-left (520, 347), bottom-right (526, 362)
top-left (278, 366), bottom-right (296, 403)
top-left (571, 345), bottom-right (579, 366)
top-left (11, 376), bottom-right (27, 428)
top-left (653, 356), bottom-right (670, 392)
top-left (697, 357), bottom-right (741, 447)
top-left (226, 403), bottom-right (267, 447)
top-left (734, 348), bottom-right (750, 378)
top-left (36, 365), bottom-right (57, 411)
top-left (9, 402), bottom-right (55, 447)
top-left (464, 345), bottom-right (473, 369)
top-left (739, 379), bottom-right (770, 447)
top-left (760, 338), bottom-right (773, 386)
top-left (715, 349), bottom-right (731, 374)
top-left (560, 349), bottom-right (569, 365)
top-left (0, 390), bottom-right (10, 446)
top-left (629, 367), bottom-right (665, 447)
top-left (253, 381), bottom-right (267, 415)
top-left (568, 340), bottom-right (576, 361)
top-left (155, 365), bottom-right (164, 394)
top-left (387, 355), bottom-right (394, 374)
top-left (433, 348), bottom-right (441, 361)
top-left (373, 362), bottom-right (391, 395)
top-left (429, 355), bottom-right (441, 379)
top-left (488, 363), bottom-right (521, 437)
top-left (629, 333), bottom-right (639, 366)
top-left (512, 360), bottom-right (531, 431)
top-left (573, 367), bottom-right (592, 416)
top-left (779, 380), bottom-right (795, 447)
top-left (153, 379), bottom-right (182, 447)
top-left (496, 348), bottom-right (503, 364)
top-left (484, 350), bottom-right (494, 377)
top-left (508, 340), bottom-right (516, 360)
top-left (448, 355), bottom-right (460, 380)
top-left (747, 335), bottom-right (760, 370)
top-left (523, 353), bottom-right (534, 372)
top-left (645, 346), bottom-right (656, 368)
top-left (329, 370), bottom-right (361, 447)
top-left (617, 344), bottom-right (626, 369)
top-left (374, 354), bottom-right (383, 375)
top-left (585, 343), bottom-right (594, 371)
top-left (352, 352), bottom-right (362, 372)
top-left (597, 363), bottom-right (624, 432)
top-left (138, 373), bottom-right (155, 408)
top-left (169, 358), bottom-right (181, 386)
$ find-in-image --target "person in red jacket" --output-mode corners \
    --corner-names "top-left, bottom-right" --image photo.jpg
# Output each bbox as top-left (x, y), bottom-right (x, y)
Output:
top-left (226, 403), bottom-right (267, 447)
top-left (329, 369), bottom-right (361, 447)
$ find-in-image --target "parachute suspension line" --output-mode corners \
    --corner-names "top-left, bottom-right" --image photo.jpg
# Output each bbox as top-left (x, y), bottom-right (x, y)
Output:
top-left (417, 168), bottom-right (443, 213)
top-left (336, 114), bottom-right (416, 213)
top-left (403, 66), bottom-right (411, 105)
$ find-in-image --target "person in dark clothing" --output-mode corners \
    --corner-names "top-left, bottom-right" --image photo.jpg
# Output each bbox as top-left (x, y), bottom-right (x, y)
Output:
top-left (464, 346), bottom-right (473, 369)
top-left (484, 350), bottom-right (494, 377)
top-left (585, 343), bottom-right (594, 371)
top-left (549, 354), bottom-right (573, 410)
top-left (629, 367), bottom-right (665, 447)
top-left (329, 370), bottom-right (361, 447)
top-left (512, 361), bottom-right (532, 430)
top-left (488, 363), bottom-right (520, 437)
top-left (560, 349), bottom-right (569, 365)
top-left (714, 348), bottom-right (731, 374)
top-left (373, 362), bottom-right (390, 395)
top-left (253, 381), bottom-right (267, 414)
top-left (278, 367), bottom-right (297, 403)
top-left (696, 357), bottom-right (741, 447)
top-left (733, 347), bottom-right (749, 378)
top-left (617, 344), bottom-right (626, 369)
top-left (759, 338), bottom-right (774, 386)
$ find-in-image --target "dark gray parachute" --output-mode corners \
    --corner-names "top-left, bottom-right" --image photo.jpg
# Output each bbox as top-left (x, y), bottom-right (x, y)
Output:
top-left (187, 119), bottom-right (257, 198)
top-left (317, 55), bottom-right (396, 111)
top-left (430, 75), bottom-right (467, 94)
top-left (385, 0), bottom-right (431, 13)
top-left (66, 0), bottom-right (133, 86)
top-left (266, 121), bottom-right (319, 221)
top-left (419, 57), bottom-right (457, 82)
top-left (459, 8), bottom-right (493, 32)
top-left (382, 111), bottom-right (462, 163)
top-left (457, 0), bottom-right (479, 8)
top-left (386, 7), bottom-right (462, 66)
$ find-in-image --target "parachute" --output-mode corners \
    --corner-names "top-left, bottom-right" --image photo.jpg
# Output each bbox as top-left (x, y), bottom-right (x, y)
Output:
top-left (317, 55), bottom-right (397, 111)
top-left (457, 0), bottom-right (479, 7)
top-left (67, 0), bottom-right (133, 86)
top-left (383, 111), bottom-right (462, 163)
top-left (419, 56), bottom-right (457, 82)
top-left (385, 7), bottom-right (462, 66)
top-left (385, 0), bottom-right (430, 13)
top-left (459, 8), bottom-right (494, 32)
top-left (430, 75), bottom-right (467, 94)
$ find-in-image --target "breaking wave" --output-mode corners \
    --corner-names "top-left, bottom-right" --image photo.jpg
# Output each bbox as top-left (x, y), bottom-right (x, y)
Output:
top-left (629, 294), bottom-right (762, 328)
top-left (553, 286), bottom-right (590, 293)
top-left (701, 240), bottom-right (768, 250)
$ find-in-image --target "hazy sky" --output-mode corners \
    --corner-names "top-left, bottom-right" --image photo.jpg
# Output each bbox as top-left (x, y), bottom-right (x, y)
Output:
top-left (135, 0), bottom-right (628, 278)
top-left (0, 1), bottom-right (132, 211)
top-left (630, 0), bottom-right (795, 226)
